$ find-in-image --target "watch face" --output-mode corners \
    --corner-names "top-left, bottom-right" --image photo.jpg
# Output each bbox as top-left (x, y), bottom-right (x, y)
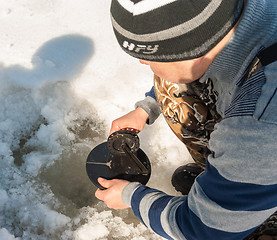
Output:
top-left (86, 138), bottom-right (151, 189)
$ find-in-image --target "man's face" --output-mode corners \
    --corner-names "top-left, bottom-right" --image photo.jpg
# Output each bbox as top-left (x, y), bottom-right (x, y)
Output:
top-left (139, 56), bottom-right (212, 84)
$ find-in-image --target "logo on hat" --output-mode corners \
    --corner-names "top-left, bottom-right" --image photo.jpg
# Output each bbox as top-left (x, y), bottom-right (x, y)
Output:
top-left (123, 41), bottom-right (159, 55)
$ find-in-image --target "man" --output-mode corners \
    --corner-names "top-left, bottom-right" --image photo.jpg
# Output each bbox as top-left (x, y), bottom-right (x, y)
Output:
top-left (95, 0), bottom-right (277, 239)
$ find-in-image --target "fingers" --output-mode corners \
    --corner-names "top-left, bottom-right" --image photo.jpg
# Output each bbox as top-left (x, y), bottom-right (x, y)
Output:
top-left (95, 188), bottom-right (102, 200)
top-left (94, 178), bottom-right (130, 209)
top-left (95, 178), bottom-right (109, 201)
top-left (98, 177), bottom-right (111, 188)
top-left (109, 108), bottom-right (149, 136)
top-left (109, 123), bottom-right (121, 136)
top-left (95, 188), bottom-right (106, 202)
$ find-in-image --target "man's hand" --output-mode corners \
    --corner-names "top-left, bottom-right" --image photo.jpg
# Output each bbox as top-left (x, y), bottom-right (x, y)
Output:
top-left (95, 178), bottom-right (130, 209)
top-left (109, 107), bottom-right (149, 135)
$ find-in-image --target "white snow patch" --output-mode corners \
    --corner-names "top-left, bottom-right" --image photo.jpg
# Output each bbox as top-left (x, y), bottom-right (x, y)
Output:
top-left (0, 0), bottom-right (190, 239)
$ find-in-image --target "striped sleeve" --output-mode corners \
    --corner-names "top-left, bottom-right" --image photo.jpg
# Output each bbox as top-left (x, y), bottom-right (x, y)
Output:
top-left (122, 115), bottom-right (277, 239)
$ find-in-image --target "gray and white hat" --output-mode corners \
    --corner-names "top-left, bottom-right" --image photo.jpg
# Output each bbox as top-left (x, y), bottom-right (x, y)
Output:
top-left (110, 0), bottom-right (244, 62)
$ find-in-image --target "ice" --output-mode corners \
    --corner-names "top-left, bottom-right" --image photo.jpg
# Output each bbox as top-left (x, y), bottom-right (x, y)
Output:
top-left (0, 0), bottom-right (191, 239)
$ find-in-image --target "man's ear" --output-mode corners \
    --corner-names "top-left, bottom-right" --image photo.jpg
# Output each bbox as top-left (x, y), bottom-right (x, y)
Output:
top-left (139, 59), bottom-right (150, 65)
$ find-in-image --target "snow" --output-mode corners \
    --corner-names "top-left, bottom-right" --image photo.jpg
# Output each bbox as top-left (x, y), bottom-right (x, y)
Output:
top-left (0, 1), bottom-right (191, 239)
top-left (0, 228), bottom-right (19, 240)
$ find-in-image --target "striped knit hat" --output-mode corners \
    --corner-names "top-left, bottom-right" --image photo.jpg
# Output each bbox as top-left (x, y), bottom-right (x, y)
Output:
top-left (110, 0), bottom-right (244, 62)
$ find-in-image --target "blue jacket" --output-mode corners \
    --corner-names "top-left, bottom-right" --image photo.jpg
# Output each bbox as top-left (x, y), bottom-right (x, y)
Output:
top-left (123, 0), bottom-right (277, 239)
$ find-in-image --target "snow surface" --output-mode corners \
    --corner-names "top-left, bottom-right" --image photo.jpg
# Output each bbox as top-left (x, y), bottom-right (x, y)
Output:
top-left (0, 1), bottom-right (191, 239)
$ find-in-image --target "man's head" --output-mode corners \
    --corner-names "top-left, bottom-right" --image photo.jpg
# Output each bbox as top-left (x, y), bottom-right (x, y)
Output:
top-left (110, 0), bottom-right (244, 83)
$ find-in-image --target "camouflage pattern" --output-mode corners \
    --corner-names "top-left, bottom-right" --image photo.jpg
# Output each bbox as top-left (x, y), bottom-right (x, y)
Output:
top-left (243, 212), bottom-right (277, 240)
top-left (153, 74), bottom-right (221, 168)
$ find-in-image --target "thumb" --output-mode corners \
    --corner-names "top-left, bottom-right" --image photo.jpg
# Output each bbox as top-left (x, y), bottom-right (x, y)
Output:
top-left (98, 177), bottom-right (112, 188)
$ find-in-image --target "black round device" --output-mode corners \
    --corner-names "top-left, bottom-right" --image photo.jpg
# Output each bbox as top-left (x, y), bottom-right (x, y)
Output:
top-left (86, 128), bottom-right (151, 190)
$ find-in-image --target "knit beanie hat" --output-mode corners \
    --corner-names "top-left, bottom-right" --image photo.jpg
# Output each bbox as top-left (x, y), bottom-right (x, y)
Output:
top-left (110, 0), bottom-right (244, 62)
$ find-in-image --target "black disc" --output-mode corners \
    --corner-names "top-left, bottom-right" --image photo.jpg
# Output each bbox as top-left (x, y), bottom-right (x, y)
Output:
top-left (86, 142), bottom-right (151, 190)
